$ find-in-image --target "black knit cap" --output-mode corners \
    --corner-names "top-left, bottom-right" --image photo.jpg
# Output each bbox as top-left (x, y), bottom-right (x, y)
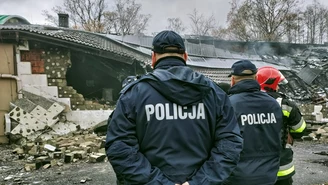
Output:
top-left (152, 30), bottom-right (186, 54)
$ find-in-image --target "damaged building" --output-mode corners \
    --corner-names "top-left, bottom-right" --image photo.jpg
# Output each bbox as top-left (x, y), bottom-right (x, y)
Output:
top-left (0, 14), bottom-right (150, 143)
top-left (1, 15), bottom-right (328, 178)
top-left (1, 14), bottom-right (328, 145)
top-left (107, 34), bottom-right (328, 104)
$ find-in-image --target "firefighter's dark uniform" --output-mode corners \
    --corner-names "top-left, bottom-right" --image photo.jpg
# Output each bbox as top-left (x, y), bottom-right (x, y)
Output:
top-left (105, 58), bottom-right (243, 185)
top-left (226, 79), bottom-right (283, 185)
top-left (268, 91), bottom-right (307, 185)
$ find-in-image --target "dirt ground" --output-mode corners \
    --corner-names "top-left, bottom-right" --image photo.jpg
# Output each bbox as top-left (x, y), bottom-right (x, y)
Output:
top-left (0, 141), bottom-right (328, 185)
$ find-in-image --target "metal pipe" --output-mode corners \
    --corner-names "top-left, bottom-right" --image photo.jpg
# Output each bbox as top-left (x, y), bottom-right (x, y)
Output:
top-left (0, 74), bottom-right (23, 99)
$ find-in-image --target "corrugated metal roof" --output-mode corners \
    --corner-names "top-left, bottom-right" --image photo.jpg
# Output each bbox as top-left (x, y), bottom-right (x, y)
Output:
top-left (106, 34), bottom-right (290, 70)
top-left (0, 25), bottom-right (150, 63)
top-left (187, 57), bottom-right (289, 70)
top-left (297, 65), bottom-right (323, 85)
top-left (106, 34), bottom-right (261, 59)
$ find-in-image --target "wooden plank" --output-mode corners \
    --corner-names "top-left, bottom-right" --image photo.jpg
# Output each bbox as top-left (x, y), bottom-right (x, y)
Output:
top-left (0, 43), bottom-right (16, 143)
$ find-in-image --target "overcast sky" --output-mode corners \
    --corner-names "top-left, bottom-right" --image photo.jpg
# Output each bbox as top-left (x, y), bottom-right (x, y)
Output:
top-left (1, 0), bottom-right (328, 35)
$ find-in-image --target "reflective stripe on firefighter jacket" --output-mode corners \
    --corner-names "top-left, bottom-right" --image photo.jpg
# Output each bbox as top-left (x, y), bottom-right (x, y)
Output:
top-left (273, 93), bottom-right (307, 179)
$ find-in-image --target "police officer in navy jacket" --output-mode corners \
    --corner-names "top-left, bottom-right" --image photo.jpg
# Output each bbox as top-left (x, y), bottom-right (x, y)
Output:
top-left (105, 30), bottom-right (243, 185)
top-left (225, 60), bottom-right (283, 185)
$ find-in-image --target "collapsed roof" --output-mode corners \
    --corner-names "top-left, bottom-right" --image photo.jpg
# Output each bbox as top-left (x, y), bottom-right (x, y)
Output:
top-left (106, 34), bottom-right (328, 104)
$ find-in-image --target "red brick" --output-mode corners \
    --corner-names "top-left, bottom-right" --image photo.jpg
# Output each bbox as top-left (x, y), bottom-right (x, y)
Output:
top-left (31, 61), bottom-right (45, 74)
top-left (21, 50), bottom-right (44, 61)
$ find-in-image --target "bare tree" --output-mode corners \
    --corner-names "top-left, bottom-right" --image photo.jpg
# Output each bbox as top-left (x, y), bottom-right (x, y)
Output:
top-left (226, 0), bottom-right (300, 41)
top-left (166, 18), bottom-right (186, 34)
top-left (317, 7), bottom-right (328, 44)
top-left (42, 0), bottom-right (106, 32)
top-left (294, 14), bottom-right (306, 43)
top-left (283, 13), bottom-right (298, 43)
top-left (188, 9), bottom-right (216, 36)
top-left (304, 0), bottom-right (328, 44)
top-left (211, 26), bottom-right (230, 40)
top-left (303, 0), bottom-right (322, 44)
top-left (110, 0), bottom-right (151, 35)
top-left (102, 11), bottom-right (117, 34)
top-left (42, 0), bottom-right (150, 35)
top-left (225, 0), bottom-right (255, 41)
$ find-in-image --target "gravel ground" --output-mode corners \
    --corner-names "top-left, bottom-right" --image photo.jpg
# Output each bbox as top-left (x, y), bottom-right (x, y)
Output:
top-left (0, 141), bottom-right (328, 185)
top-left (293, 141), bottom-right (328, 185)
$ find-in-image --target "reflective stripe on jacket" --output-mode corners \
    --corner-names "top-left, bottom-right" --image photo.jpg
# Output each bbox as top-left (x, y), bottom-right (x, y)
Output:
top-left (271, 92), bottom-right (307, 180)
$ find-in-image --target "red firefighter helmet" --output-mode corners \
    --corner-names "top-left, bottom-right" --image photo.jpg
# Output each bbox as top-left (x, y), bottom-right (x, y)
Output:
top-left (256, 66), bottom-right (288, 91)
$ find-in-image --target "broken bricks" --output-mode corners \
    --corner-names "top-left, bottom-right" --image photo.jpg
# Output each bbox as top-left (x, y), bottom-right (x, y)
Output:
top-left (11, 131), bottom-right (108, 172)
top-left (303, 122), bottom-right (328, 142)
top-left (53, 151), bottom-right (62, 159)
top-left (88, 153), bottom-right (106, 163)
top-left (64, 153), bottom-right (74, 163)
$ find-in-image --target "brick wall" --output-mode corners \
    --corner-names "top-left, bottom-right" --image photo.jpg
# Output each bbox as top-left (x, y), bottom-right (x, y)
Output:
top-left (21, 50), bottom-right (45, 74)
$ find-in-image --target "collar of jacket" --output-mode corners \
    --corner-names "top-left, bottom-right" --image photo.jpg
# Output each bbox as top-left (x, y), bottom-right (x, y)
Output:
top-left (229, 79), bottom-right (260, 95)
top-left (267, 91), bottom-right (287, 99)
top-left (154, 56), bottom-right (186, 69)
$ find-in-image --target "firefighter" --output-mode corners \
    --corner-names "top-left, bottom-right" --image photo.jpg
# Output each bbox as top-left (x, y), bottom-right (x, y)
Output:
top-left (256, 66), bottom-right (307, 185)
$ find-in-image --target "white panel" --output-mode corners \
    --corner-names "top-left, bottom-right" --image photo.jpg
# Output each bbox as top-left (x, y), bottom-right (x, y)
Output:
top-left (10, 106), bottom-right (47, 137)
top-left (47, 102), bottom-right (65, 118)
top-left (21, 74), bottom-right (48, 87)
top-left (17, 62), bottom-right (32, 75)
top-left (65, 110), bottom-right (113, 129)
top-left (30, 105), bottom-right (60, 127)
top-left (22, 86), bottom-right (58, 99)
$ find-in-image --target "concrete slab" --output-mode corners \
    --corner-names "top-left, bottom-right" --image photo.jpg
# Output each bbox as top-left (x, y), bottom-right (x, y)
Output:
top-left (10, 106), bottom-right (47, 137)
top-left (22, 86), bottom-right (58, 99)
top-left (47, 102), bottom-right (65, 118)
top-left (21, 74), bottom-right (48, 87)
top-left (17, 62), bottom-right (32, 75)
top-left (65, 110), bottom-right (113, 130)
top-left (12, 98), bottom-right (37, 113)
top-left (22, 87), bottom-right (71, 107)
top-left (23, 90), bottom-right (55, 109)
top-left (30, 105), bottom-right (59, 127)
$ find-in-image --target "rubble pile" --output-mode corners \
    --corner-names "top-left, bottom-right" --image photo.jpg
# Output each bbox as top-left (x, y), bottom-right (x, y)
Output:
top-left (256, 46), bottom-right (328, 104)
top-left (299, 104), bottom-right (328, 142)
top-left (10, 130), bottom-right (107, 172)
top-left (2, 90), bottom-right (113, 174)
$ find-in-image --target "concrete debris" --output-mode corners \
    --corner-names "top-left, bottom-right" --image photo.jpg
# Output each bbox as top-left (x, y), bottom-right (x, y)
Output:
top-left (88, 153), bottom-right (106, 163)
top-left (4, 175), bottom-right (14, 181)
top-left (44, 144), bottom-right (56, 152)
top-left (299, 104), bottom-right (328, 142)
top-left (10, 131), bottom-right (107, 172)
top-left (8, 94), bottom-right (66, 141)
top-left (80, 177), bottom-right (92, 183)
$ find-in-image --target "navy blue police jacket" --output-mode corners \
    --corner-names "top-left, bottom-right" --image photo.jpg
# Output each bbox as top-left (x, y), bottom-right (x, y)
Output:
top-left (227, 80), bottom-right (283, 185)
top-left (105, 57), bottom-right (243, 185)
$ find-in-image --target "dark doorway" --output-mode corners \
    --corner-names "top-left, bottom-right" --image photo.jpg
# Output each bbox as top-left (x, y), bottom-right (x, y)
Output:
top-left (66, 52), bottom-right (123, 103)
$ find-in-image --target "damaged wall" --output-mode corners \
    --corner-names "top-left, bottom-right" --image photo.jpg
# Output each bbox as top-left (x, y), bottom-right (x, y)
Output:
top-left (7, 90), bottom-right (112, 142)
top-left (0, 37), bottom-right (149, 143)
top-left (67, 53), bottom-right (122, 104)
top-left (19, 43), bottom-right (113, 110)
